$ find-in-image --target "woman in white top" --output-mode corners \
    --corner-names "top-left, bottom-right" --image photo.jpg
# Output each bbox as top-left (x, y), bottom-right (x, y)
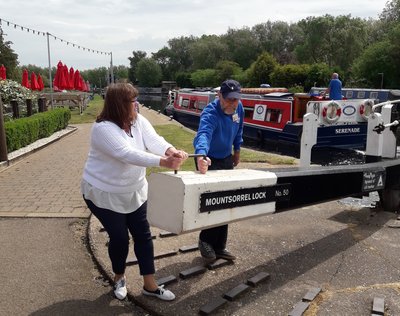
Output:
top-left (81, 83), bottom-right (187, 301)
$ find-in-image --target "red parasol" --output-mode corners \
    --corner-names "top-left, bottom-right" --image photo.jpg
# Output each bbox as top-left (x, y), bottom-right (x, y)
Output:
top-left (69, 67), bottom-right (75, 90)
top-left (37, 74), bottom-right (44, 91)
top-left (30, 72), bottom-right (40, 91)
top-left (0, 64), bottom-right (6, 80)
top-left (74, 70), bottom-right (83, 91)
top-left (62, 64), bottom-right (72, 90)
top-left (53, 61), bottom-right (67, 90)
top-left (22, 69), bottom-right (30, 88)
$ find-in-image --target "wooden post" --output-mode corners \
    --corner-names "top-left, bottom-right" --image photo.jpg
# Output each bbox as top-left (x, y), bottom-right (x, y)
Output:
top-left (11, 100), bottom-right (19, 118)
top-left (38, 97), bottom-right (45, 112)
top-left (0, 97), bottom-right (8, 162)
top-left (26, 98), bottom-right (32, 116)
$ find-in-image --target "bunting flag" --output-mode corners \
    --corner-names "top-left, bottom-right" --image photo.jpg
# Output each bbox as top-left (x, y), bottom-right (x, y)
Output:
top-left (0, 17), bottom-right (111, 56)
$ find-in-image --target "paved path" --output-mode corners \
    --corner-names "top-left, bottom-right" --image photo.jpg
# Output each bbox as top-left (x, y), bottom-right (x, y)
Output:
top-left (0, 123), bottom-right (91, 218)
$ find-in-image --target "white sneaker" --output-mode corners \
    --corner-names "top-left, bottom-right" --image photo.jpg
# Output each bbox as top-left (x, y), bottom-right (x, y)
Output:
top-left (142, 285), bottom-right (176, 301)
top-left (114, 276), bottom-right (127, 300)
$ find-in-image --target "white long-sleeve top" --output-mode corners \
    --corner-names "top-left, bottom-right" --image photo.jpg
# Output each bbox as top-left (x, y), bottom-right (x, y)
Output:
top-left (81, 114), bottom-right (172, 213)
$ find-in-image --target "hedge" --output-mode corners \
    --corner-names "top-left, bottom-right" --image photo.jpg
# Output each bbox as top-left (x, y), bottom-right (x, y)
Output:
top-left (5, 108), bottom-right (71, 153)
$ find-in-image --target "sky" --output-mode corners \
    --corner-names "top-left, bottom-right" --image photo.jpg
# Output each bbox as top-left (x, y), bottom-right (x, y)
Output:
top-left (0, 0), bottom-right (390, 71)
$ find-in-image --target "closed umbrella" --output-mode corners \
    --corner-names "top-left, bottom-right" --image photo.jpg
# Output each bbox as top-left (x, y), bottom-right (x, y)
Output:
top-left (0, 65), bottom-right (6, 80)
top-left (37, 74), bottom-right (44, 91)
top-left (53, 61), bottom-right (67, 90)
top-left (30, 72), bottom-right (40, 91)
top-left (69, 67), bottom-right (75, 90)
top-left (22, 69), bottom-right (30, 88)
top-left (74, 70), bottom-right (83, 91)
top-left (63, 64), bottom-right (71, 90)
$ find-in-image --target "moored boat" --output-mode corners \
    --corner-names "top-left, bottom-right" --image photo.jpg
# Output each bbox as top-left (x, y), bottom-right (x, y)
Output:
top-left (165, 87), bottom-right (379, 151)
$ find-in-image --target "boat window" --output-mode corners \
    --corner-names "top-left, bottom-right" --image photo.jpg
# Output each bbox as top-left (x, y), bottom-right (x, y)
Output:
top-left (197, 101), bottom-right (207, 110)
top-left (189, 100), bottom-right (196, 109)
top-left (265, 109), bottom-right (282, 123)
top-left (244, 107), bottom-right (254, 119)
top-left (345, 91), bottom-right (353, 98)
top-left (181, 99), bottom-right (189, 108)
top-left (370, 92), bottom-right (378, 99)
top-left (357, 91), bottom-right (366, 98)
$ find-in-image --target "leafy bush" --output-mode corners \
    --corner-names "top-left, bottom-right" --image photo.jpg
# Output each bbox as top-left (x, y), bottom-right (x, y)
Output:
top-left (0, 79), bottom-right (37, 106)
top-left (5, 108), bottom-right (70, 152)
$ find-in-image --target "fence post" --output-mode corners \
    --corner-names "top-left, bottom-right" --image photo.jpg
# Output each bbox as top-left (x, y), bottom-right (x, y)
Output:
top-left (11, 100), bottom-right (19, 119)
top-left (0, 97), bottom-right (8, 162)
top-left (38, 97), bottom-right (46, 112)
top-left (26, 98), bottom-right (33, 116)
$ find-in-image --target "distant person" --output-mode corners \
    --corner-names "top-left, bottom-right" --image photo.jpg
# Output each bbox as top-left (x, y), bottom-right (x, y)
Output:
top-left (193, 79), bottom-right (244, 261)
top-left (323, 73), bottom-right (342, 100)
top-left (81, 83), bottom-right (188, 301)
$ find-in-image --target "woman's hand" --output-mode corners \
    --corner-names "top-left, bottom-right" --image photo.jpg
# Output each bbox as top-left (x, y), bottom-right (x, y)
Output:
top-left (165, 147), bottom-right (189, 160)
top-left (197, 156), bottom-right (211, 174)
top-left (160, 155), bottom-right (185, 170)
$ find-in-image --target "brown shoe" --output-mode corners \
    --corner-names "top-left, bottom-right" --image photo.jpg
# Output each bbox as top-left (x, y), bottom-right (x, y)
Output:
top-left (215, 249), bottom-right (236, 260)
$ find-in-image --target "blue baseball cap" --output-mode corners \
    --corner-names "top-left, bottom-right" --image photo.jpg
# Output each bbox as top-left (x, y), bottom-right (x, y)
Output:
top-left (220, 79), bottom-right (241, 99)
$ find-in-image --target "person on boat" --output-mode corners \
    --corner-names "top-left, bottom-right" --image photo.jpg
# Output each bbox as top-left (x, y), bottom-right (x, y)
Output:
top-left (193, 79), bottom-right (244, 261)
top-left (323, 72), bottom-right (342, 100)
top-left (81, 83), bottom-right (188, 301)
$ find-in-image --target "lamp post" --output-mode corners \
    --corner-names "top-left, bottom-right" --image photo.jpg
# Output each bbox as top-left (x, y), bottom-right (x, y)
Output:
top-left (378, 73), bottom-right (384, 89)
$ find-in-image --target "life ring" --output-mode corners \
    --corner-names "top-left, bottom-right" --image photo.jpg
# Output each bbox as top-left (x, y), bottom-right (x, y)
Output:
top-left (359, 99), bottom-right (374, 121)
top-left (322, 101), bottom-right (341, 124)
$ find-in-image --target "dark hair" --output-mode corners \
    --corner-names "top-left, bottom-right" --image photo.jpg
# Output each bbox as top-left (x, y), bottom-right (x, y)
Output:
top-left (96, 83), bottom-right (138, 129)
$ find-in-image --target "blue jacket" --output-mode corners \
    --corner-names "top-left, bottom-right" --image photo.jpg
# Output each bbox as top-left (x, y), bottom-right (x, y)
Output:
top-left (329, 79), bottom-right (342, 100)
top-left (193, 99), bottom-right (244, 159)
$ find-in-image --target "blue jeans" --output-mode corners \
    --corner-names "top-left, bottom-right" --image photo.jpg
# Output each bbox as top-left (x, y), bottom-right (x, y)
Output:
top-left (84, 198), bottom-right (155, 276)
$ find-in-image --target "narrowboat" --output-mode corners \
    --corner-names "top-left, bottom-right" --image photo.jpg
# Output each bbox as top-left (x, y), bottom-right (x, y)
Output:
top-left (165, 87), bottom-right (378, 151)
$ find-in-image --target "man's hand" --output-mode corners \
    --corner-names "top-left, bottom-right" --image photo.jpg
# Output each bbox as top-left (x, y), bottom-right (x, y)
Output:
top-left (197, 156), bottom-right (211, 174)
top-left (233, 150), bottom-right (240, 167)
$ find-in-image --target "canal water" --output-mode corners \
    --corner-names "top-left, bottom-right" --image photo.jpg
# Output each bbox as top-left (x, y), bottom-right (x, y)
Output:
top-left (137, 94), bottom-right (168, 112)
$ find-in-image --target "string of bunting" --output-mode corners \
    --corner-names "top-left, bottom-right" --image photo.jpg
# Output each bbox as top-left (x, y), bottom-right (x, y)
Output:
top-left (0, 17), bottom-right (111, 56)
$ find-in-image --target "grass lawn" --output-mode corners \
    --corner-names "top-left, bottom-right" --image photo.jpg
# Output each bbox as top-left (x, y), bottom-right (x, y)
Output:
top-left (70, 94), bottom-right (296, 174)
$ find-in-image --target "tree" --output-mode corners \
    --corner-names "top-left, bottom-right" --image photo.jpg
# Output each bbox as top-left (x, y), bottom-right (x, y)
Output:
top-left (295, 15), bottom-right (368, 75)
top-left (247, 52), bottom-right (278, 87)
top-left (0, 27), bottom-right (19, 80)
top-left (189, 35), bottom-right (229, 69)
top-left (352, 25), bottom-right (400, 89)
top-left (128, 50), bottom-right (147, 84)
top-left (221, 27), bottom-right (261, 69)
top-left (214, 60), bottom-right (243, 84)
top-left (252, 21), bottom-right (302, 64)
top-left (136, 58), bottom-right (162, 87)
top-left (270, 64), bottom-right (310, 89)
top-left (152, 46), bottom-right (173, 80)
top-left (191, 69), bottom-right (218, 87)
top-left (380, 0), bottom-right (400, 25)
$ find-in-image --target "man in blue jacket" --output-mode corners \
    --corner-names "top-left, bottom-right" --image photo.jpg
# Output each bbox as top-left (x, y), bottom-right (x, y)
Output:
top-left (193, 79), bottom-right (244, 261)
top-left (323, 72), bottom-right (342, 100)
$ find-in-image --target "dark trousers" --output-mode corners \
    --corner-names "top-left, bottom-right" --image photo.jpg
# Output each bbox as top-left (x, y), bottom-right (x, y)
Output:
top-left (196, 155), bottom-right (233, 250)
top-left (84, 198), bottom-right (155, 276)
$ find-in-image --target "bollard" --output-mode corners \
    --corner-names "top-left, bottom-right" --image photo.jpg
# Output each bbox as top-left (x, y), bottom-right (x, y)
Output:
top-left (38, 97), bottom-right (46, 112)
top-left (299, 113), bottom-right (318, 168)
top-left (26, 98), bottom-right (32, 117)
top-left (10, 100), bottom-right (19, 119)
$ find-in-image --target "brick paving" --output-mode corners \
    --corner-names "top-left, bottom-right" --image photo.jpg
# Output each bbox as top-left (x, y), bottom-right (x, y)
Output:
top-left (0, 123), bottom-right (92, 218)
top-left (0, 107), bottom-right (184, 218)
